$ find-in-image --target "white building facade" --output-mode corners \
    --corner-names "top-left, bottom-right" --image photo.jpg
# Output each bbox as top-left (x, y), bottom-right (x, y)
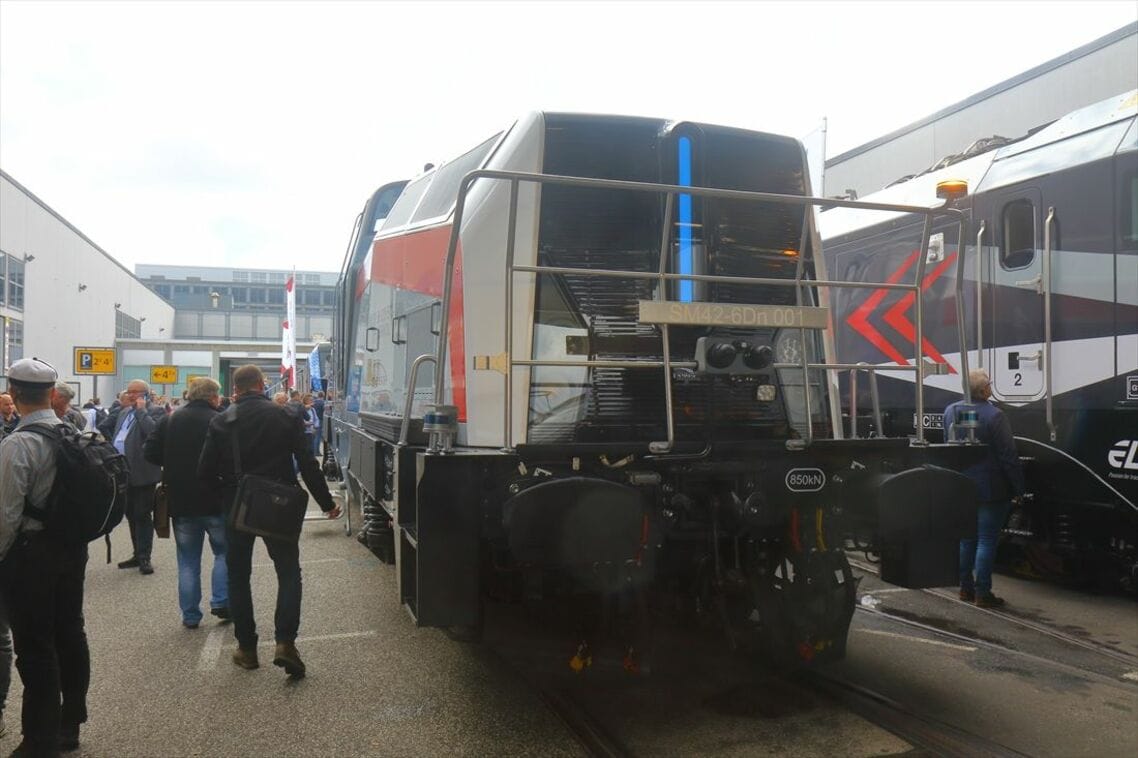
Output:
top-left (1, 170), bottom-right (174, 401)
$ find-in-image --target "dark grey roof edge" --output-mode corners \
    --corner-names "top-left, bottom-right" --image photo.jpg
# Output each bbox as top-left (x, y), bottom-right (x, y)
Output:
top-left (825, 21), bottom-right (1138, 168)
top-left (0, 168), bottom-right (158, 293)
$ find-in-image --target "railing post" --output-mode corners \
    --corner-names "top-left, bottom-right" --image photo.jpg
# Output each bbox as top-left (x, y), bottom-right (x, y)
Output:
top-left (503, 179), bottom-right (519, 450)
top-left (913, 216), bottom-right (933, 444)
top-left (650, 193), bottom-right (677, 454)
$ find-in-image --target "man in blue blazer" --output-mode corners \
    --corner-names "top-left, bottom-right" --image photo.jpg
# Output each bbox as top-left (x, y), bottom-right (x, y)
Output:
top-left (945, 369), bottom-right (1025, 607)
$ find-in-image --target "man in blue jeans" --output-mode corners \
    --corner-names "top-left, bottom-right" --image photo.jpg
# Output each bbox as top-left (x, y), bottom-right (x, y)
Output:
top-left (144, 378), bottom-right (228, 628)
top-left (945, 369), bottom-right (1025, 608)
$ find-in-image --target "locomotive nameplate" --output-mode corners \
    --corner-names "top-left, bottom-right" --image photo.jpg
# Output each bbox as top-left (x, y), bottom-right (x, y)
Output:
top-left (638, 301), bottom-right (829, 329)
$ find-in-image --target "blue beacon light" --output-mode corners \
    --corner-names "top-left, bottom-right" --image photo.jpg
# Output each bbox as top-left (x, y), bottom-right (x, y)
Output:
top-left (678, 136), bottom-right (693, 303)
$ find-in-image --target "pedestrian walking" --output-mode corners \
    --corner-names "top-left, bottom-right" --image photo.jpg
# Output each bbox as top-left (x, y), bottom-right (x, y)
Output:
top-left (49, 384), bottom-right (86, 431)
top-left (198, 365), bottom-right (340, 678)
top-left (143, 378), bottom-right (229, 630)
top-left (945, 369), bottom-right (1026, 608)
top-left (108, 380), bottom-right (166, 575)
top-left (0, 358), bottom-right (91, 755)
top-left (0, 393), bottom-right (18, 439)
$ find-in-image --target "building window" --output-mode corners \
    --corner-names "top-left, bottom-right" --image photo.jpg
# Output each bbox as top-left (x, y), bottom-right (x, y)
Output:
top-left (268, 288), bottom-right (284, 305)
top-left (323, 290), bottom-right (336, 306)
top-left (0, 254), bottom-right (7, 307)
top-left (6, 256), bottom-right (24, 310)
top-left (233, 271), bottom-right (249, 282)
top-left (153, 284), bottom-right (172, 299)
top-left (116, 310), bottom-right (141, 339)
top-left (250, 272), bottom-right (267, 283)
top-left (2, 317), bottom-right (23, 368)
top-left (250, 287), bottom-right (267, 304)
top-left (303, 273), bottom-right (321, 285)
top-left (270, 272), bottom-right (286, 284)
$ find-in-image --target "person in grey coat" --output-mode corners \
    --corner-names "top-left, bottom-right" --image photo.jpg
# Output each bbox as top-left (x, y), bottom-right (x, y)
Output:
top-left (109, 380), bottom-right (167, 575)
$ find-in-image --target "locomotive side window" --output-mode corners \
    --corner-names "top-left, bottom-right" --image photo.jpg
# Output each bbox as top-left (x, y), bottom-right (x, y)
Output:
top-left (381, 174), bottom-right (432, 232)
top-left (410, 134), bottom-right (501, 225)
top-left (1001, 199), bottom-right (1035, 269)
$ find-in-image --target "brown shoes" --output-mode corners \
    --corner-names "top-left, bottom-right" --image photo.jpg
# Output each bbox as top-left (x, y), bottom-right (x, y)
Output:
top-left (232, 647), bottom-right (260, 670)
top-left (975, 592), bottom-right (1006, 609)
top-left (273, 641), bottom-right (306, 679)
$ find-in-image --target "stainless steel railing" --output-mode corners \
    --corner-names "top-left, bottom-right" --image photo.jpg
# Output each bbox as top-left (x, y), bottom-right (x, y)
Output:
top-left (429, 169), bottom-right (970, 452)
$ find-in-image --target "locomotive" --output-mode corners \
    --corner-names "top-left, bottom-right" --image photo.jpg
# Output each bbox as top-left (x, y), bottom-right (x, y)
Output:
top-left (820, 91), bottom-right (1138, 591)
top-left (329, 112), bottom-right (983, 666)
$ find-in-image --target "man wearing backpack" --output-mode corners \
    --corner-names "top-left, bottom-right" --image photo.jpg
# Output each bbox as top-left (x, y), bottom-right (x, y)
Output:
top-left (0, 358), bottom-right (91, 756)
top-left (109, 380), bottom-right (166, 575)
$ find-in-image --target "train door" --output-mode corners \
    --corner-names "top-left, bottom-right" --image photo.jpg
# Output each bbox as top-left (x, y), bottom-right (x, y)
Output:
top-left (983, 186), bottom-right (1046, 400)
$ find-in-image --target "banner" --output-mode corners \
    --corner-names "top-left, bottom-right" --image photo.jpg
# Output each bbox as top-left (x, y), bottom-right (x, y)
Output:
top-left (281, 272), bottom-right (297, 390)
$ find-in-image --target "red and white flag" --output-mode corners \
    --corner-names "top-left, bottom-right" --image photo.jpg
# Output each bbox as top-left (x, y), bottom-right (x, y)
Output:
top-left (281, 271), bottom-right (297, 390)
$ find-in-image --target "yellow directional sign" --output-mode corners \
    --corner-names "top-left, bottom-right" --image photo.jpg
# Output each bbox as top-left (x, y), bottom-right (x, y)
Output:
top-left (150, 365), bottom-right (178, 385)
top-left (74, 347), bottom-right (117, 376)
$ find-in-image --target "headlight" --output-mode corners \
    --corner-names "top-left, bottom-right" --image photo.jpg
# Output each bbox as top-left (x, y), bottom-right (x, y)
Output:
top-left (774, 330), bottom-right (802, 365)
top-left (755, 384), bottom-right (777, 402)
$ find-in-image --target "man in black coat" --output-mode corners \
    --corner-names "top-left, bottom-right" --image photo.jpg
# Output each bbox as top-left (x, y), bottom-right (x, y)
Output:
top-left (197, 365), bottom-right (340, 678)
top-left (143, 378), bottom-right (229, 629)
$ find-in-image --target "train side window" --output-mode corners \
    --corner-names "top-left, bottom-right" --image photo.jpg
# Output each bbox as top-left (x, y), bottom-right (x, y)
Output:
top-left (1001, 199), bottom-right (1035, 269)
top-left (381, 175), bottom-right (432, 233)
top-left (410, 133), bottom-right (501, 225)
top-left (1122, 172), bottom-right (1138, 251)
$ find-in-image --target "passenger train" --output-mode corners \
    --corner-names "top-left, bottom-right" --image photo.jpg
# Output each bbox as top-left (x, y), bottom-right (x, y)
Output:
top-left (819, 91), bottom-right (1138, 590)
top-left (328, 112), bottom-right (986, 667)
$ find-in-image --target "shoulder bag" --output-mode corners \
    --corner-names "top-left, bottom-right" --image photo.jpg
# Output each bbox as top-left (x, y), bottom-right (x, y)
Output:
top-left (154, 481), bottom-right (171, 538)
top-left (226, 404), bottom-right (308, 541)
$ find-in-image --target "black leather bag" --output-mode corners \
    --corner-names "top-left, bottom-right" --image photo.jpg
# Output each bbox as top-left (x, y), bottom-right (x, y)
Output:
top-left (226, 405), bottom-right (308, 541)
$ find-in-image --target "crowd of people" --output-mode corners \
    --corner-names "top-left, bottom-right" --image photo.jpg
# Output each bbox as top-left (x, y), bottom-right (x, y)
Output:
top-left (0, 360), bottom-right (339, 757)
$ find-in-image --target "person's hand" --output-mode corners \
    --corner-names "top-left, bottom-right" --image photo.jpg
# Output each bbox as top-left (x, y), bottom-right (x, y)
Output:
top-left (135, 395), bottom-right (147, 410)
top-left (325, 503), bottom-right (342, 520)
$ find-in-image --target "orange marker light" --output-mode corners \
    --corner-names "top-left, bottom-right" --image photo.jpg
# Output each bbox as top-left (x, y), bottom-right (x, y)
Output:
top-left (936, 179), bottom-right (969, 201)
top-left (782, 249), bottom-right (798, 257)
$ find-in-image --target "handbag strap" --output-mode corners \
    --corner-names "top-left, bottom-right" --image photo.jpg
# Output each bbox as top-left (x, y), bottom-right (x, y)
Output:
top-left (225, 403), bottom-right (243, 477)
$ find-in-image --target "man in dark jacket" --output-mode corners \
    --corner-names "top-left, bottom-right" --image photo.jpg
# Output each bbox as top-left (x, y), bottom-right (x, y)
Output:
top-left (945, 369), bottom-right (1025, 608)
top-left (109, 381), bottom-right (167, 575)
top-left (198, 365), bottom-right (340, 678)
top-left (143, 378), bottom-right (228, 629)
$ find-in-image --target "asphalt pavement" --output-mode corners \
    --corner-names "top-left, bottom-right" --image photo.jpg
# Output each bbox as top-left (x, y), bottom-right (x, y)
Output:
top-left (2, 494), bottom-right (582, 758)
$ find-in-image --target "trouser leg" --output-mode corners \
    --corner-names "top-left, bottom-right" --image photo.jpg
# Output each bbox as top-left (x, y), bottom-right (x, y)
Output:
top-left (0, 594), bottom-right (12, 715)
top-left (959, 538), bottom-right (977, 590)
top-left (205, 516), bottom-right (229, 609)
top-left (263, 536), bottom-right (302, 643)
top-left (173, 517), bottom-right (205, 623)
top-left (0, 537), bottom-right (63, 753)
top-left (54, 545), bottom-right (90, 730)
top-left (974, 501), bottom-right (1011, 595)
top-left (130, 485), bottom-right (156, 561)
top-left (225, 524), bottom-right (257, 648)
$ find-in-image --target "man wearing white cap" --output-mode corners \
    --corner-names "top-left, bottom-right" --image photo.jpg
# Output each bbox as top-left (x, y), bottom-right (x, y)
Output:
top-left (0, 358), bottom-right (91, 755)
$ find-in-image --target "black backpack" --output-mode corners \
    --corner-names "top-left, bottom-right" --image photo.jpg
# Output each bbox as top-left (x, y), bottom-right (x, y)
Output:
top-left (18, 423), bottom-right (129, 561)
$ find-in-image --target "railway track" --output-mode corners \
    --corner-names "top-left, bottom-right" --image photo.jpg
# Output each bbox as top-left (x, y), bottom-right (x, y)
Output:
top-left (847, 556), bottom-right (1138, 669)
top-left (800, 670), bottom-right (1027, 758)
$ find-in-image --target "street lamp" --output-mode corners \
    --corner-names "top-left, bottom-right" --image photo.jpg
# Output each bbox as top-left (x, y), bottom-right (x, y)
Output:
top-left (210, 291), bottom-right (221, 308)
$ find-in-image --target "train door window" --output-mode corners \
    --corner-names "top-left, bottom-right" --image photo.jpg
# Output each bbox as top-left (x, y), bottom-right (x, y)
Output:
top-left (1000, 199), bottom-right (1035, 269)
top-left (410, 133), bottom-right (502, 225)
top-left (1122, 171), bottom-right (1138, 251)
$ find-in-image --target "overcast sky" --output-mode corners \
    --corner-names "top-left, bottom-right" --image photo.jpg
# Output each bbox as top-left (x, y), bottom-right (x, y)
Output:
top-left (1, 0), bottom-right (1135, 275)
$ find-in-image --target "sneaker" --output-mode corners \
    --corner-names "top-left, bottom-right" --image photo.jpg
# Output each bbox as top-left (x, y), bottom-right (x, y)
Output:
top-left (959, 587), bottom-right (975, 602)
top-left (60, 724), bottom-right (80, 752)
top-left (183, 620), bottom-right (200, 629)
top-left (117, 556), bottom-right (140, 569)
top-left (272, 641), bottom-right (306, 679)
top-left (138, 558), bottom-right (154, 575)
top-left (975, 593), bottom-right (1006, 609)
top-left (210, 606), bottom-right (230, 620)
top-left (232, 647), bottom-right (260, 670)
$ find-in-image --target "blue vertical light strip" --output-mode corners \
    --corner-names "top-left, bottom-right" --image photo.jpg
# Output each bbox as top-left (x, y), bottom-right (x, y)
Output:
top-left (677, 136), bottom-right (694, 302)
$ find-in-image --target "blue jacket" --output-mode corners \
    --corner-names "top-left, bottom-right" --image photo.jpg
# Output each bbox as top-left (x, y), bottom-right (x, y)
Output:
top-left (944, 399), bottom-right (1025, 503)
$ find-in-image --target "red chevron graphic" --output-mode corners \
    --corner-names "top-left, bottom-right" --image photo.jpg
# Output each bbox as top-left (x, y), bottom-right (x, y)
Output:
top-left (883, 252), bottom-right (957, 372)
top-left (846, 250), bottom-right (954, 370)
top-left (847, 251), bottom-right (918, 366)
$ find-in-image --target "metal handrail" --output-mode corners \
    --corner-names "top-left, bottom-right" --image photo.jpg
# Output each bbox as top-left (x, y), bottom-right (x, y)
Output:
top-left (399, 354), bottom-right (437, 445)
top-left (975, 221), bottom-right (985, 369)
top-left (1043, 208), bottom-right (1056, 441)
top-left (849, 363), bottom-right (884, 438)
top-left (432, 169), bottom-right (969, 452)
